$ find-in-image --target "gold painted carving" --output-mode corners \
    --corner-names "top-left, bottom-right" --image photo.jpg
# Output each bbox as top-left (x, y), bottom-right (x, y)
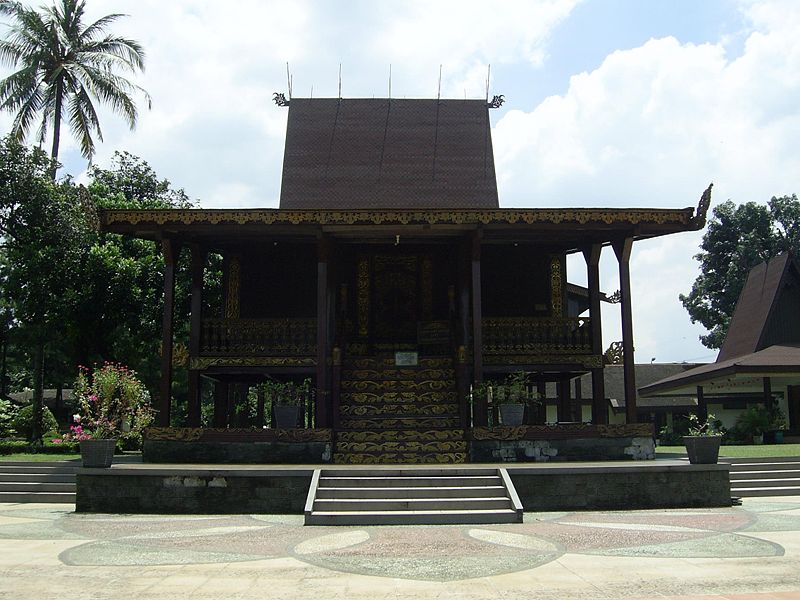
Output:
top-left (482, 354), bottom-right (603, 368)
top-left (144, 427), bottom-right (333, 442)
top-left (357, 256), bottom-right (369, 337)
top-left (550, 256), bottom-right (563, 317)
top-left (471, 423), bottom-right (654, 441)
top-left (102, 208), bottom-right (693, 228)
top-left (334, 452), bottom-right (466, 464)
top-left (190, 356), bottom-right (316, 370)
top-left (145, 427), bottom-right (202, 441)
top-left (337, 429), bottom-right (464, 442)
top-left (225, 257), bottom-right (241, 319)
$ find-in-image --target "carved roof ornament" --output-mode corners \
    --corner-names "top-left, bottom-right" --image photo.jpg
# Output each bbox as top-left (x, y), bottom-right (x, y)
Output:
top-left (606, 290), bottom-right (622, 304)
top-left (690, 182), bottom-right (713, 230)
top-left (487, 94), bottom-right (505, 108)
top-left (272, 92), bottom-right (290, 107)
top-left (604, 341), bottom-right (624, 365)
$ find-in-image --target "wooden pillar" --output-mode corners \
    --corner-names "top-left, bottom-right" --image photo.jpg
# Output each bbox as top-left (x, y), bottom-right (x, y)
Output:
top-left (574, 377), bottom-right (583, 422)
top-left (583, 244), bottom-right (607, 424)
top-left (187, 245), bottom-right (205, 427)
top-left (316, 237), bottom-right (331, 428)
top-left (556, 378), bottom-right (570, 422)
top-left (696, 385), bottom-right (707, 423)
top-left (457, 239), bottom-right (471, 428)
top-left (213, 381), bottom-right (228, 428)
top-left (613, 237), bottom-right (637, 424)
top-left (763, 377), bottom-right (773, 415)
top-left (158, 239), bottom-right (180, 427)
top-left (535, 377), bottom-right (547, 424)
top-left (471, 230), bottom-right (487, 425)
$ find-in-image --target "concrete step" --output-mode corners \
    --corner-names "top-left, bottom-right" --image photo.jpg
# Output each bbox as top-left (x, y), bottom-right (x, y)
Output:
top-left (730, 477), bottom-right (800, 488)
top-left (316, 485), bottom-right (507, 499)
top-left (306, 467), bottom-right (523, 525)
top-left (731, 485), bottom-right (800, 497)
top-left (729, 469), bottom-right (800, 480)
top-left (0, 491), bottom-right (76, 503)
top-left (319, 475), bottom-right (500, 488)
top-left (313, 497), bottom-right (512, 512)
top-left (0, 472), bottom-right (76, 483)
top-left (306, 508), bottom-right (520, 526)
top-left (0, 464), bottom-right (78, 474)
top-left (728, 461), bottom-right (800, 471)
top-left (0, 482), bottom-right (75, 493)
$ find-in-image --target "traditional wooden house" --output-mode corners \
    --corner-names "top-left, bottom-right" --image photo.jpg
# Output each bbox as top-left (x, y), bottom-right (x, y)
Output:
top-left (101, 96), bottom-right (709, 463)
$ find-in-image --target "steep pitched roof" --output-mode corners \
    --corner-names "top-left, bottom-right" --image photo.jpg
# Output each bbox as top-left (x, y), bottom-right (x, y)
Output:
top-left (278, 98), bottom-right (499, 209)
top-left (717, 253), bottom-right (800, 361)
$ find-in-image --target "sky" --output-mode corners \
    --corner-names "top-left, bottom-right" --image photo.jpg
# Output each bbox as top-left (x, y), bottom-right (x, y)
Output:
top-left (1, 0), bottom-right (799, 365)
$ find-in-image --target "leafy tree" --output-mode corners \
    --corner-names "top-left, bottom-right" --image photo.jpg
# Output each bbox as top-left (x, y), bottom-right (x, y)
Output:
top-left (680, 196), bottom-right (800, 349)
top-left (0, 0), bottom-right (150, 174)
top-left (0, 137), bottom-right (88, 441)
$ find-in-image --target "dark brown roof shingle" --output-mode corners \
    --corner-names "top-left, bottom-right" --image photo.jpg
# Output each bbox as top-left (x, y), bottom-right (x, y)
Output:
top-left (279, 98), bottom-right (499, 209)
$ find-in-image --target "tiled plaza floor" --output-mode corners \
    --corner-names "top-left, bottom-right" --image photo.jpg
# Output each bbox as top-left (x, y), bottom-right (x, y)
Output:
top-left (0, 498), bottom-right (798, 599)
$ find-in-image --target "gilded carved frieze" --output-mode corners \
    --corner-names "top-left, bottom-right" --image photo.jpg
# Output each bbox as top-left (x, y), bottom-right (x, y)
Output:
top-left (102, 207), bottom-right (693, 228)
top-left (357, 256), bottom-right (369, 337)
top-left (550, 256), bottom-right (563, 317)
top-left (225, 257), bottom-right (241, 319)
top-left (471, 423), bottom-right (654, 441)
top-left (144, 427), bottom-right (332, 443)
top-left (189, 356), bottom-right (316, 370)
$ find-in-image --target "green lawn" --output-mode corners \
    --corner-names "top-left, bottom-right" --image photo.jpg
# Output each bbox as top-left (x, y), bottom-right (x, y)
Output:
top-left (657, 444), bottom-right (800, 458)
top-left (0, 453), bottom-right (80, 462)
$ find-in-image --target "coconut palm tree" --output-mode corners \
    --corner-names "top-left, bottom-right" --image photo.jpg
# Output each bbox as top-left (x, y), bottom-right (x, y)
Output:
top-left (0, 0), bottom-right (150, 176)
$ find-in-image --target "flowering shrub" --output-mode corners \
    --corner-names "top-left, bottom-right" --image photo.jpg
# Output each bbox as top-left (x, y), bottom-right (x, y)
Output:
top-left (70, 363), bottom-right (154, 444)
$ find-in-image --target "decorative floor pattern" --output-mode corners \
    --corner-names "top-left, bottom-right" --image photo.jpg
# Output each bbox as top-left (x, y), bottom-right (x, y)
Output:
top-left (0, 500), bottom-right (798, 583)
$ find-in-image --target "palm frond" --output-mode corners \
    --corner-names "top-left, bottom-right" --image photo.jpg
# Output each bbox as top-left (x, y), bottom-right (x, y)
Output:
top-left (67, 84), bottom-right (101, 159)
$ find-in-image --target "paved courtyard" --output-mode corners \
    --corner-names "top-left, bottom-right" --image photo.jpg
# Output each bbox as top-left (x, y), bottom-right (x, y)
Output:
top-left (0, 498), bottom-right (799, 599)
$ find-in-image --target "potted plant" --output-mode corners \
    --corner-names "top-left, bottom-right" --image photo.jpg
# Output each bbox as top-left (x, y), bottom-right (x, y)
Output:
top-left (270, 379), bottom-right (309, 429)
top-left (682, 413), bottom-right (724, 464)
top-left (735, 405), bottom-right (771, 445)
top-left (70, 363), bottom-right (153, 468)
top-left (498, 371), bottom-right (532, 426)
top-left (769, 406), bottom-right (789, 444)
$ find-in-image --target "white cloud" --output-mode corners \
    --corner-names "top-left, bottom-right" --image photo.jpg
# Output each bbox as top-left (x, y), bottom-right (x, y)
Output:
top-left (494, 0), bottom-right (800, 361)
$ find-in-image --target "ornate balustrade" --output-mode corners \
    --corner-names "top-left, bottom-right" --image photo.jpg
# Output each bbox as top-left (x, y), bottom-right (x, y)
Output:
top-left (199, 318), bottom-right (317, 356)
top-left (482, 317), bottom-right (592, 355)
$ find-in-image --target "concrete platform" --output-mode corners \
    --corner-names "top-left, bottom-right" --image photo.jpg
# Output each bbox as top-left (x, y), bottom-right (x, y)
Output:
top-left (75, 459), bottom-right (732, 514)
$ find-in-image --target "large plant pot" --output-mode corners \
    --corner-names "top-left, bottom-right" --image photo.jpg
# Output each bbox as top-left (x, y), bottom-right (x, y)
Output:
top-left (499, 403), bottom-right (525, 426)
top-left (682, 436), bottom-right (722, 464)
top-left (274, 405), bottom-right (301, 429)
top-left (80, 439), bottom-right (116, 468)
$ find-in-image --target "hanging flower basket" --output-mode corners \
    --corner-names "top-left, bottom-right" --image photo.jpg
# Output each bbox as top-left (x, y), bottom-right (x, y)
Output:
top-left (80, 439), bottom-right (116, 468)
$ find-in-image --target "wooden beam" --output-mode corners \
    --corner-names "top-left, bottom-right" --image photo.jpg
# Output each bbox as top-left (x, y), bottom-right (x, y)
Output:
top-left (316, 236), bottom-right (331, 428)
top-left (582, 243), bottom-right (607, 424)
top-left (187, 244), bottom-right (205, 427)
top-left (696, 385), bottom-right (707, 423)
top-left (158, 239), bottom-right (180, 427)
top-left (213, 380), bottom-right (228, 427)
top-left (471, 230), bottom-right (486, 425)
top-left (557, 378), bottom-right (570, 422)
top-left (613, 237), bottom-right (637, 424)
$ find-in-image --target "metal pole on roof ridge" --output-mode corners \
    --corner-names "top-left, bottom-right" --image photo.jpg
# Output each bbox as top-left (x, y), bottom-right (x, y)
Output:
top-left (388, 64), bottom-right (392, 99)
top-left (338, 63), bottom-right (342, 99)
top-left (437, 64), bottom-right (442, 101)
top-left (286, 62), bottom-right (292, 99)
top-left (485, 64), bottom-right (491, 101)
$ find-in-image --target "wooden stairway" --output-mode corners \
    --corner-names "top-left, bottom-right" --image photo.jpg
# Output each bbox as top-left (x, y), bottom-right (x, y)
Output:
top-left (335, 357), bottom-right (466, 464)
top-left (304, 467), bottom-right (523, 525)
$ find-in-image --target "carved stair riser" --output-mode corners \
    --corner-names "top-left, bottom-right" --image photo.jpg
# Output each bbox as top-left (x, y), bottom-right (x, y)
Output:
top-left (333, 453), bottom-right (467, 465)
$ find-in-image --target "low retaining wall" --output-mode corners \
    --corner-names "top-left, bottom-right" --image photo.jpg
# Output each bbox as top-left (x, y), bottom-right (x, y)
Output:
top-left (509, 463), bottom-right (731, 510)
top-left (142, 427), bottom-right (332, 464)
top-left (75, 461), bottom-right (731, 514)
top-left (471, 423), bottom-right (656, 462)
top-left (76, 466), bottom-right (313, 513)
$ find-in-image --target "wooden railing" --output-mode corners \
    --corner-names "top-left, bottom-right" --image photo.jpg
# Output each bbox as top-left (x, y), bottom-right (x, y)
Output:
top-left (482, 317), bottom-right (592, 355)
top-left (199, 318), bottom-right (317, 356)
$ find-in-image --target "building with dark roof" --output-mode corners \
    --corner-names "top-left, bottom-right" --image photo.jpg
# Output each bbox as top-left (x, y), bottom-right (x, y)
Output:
top-left (101, 96), bottom-right (710, 463)
top-left (641, 252), bottom-right (800, 435)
